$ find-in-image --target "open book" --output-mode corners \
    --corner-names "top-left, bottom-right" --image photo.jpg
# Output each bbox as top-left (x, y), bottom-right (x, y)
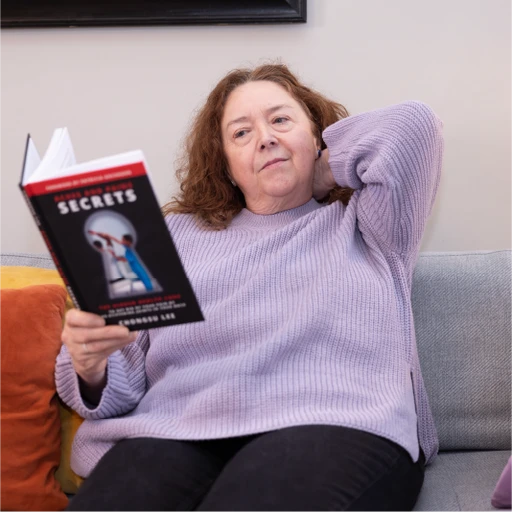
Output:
top-left (19, 128), bottom-right (204, 330)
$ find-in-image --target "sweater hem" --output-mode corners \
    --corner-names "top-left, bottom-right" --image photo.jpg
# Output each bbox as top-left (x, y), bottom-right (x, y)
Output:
top-left (71, 416), bottom-right (427, 478)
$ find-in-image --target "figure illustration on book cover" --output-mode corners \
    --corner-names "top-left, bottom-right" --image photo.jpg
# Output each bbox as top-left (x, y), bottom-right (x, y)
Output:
top-left (85, 211), bottom-right (162, 299)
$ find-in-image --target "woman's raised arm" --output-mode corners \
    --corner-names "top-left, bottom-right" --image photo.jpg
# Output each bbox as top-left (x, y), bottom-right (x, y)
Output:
top-left (323, 100), bottom-right (444, 265)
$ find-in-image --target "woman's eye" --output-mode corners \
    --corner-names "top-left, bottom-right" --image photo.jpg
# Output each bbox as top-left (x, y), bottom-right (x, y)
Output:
top-left (273, 117), bottom-right (288, 124)
top-left (234, 130), bottom-right (247, 138)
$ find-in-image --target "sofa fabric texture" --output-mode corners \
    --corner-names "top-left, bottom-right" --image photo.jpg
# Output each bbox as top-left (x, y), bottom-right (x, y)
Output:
top-left (411, 251), bottom-right (511, 451)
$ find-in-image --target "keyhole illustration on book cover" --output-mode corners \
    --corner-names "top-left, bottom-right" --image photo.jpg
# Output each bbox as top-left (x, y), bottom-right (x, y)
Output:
top-left (85, 210), bottom-right (162, 299)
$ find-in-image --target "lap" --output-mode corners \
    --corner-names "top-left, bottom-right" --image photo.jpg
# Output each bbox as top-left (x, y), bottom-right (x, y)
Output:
top-left (198, 425), bottom-right (424, 511)
top-left (67, 437), bottom-right (235, 511)
top-left (67, 425), bottom-right (424, 511)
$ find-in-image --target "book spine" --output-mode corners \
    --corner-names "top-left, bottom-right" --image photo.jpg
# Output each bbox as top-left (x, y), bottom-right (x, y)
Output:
top-left (19, 184), bottom-right (82, 310)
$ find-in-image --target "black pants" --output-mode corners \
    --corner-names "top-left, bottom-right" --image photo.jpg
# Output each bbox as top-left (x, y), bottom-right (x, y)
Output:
top-left (67, 425), bottom-right (425, 511)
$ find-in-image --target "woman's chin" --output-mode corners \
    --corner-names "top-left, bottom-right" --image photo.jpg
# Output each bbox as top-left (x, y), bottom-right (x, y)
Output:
top-left (261, 176), bottom-right (305, 198)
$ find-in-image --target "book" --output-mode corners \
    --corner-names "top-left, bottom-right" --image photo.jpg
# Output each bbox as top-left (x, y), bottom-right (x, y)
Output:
top-left (19, 128), bottom-right (204, 330)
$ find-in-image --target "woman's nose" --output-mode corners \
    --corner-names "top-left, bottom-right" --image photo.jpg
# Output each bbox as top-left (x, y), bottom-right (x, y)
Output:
top-left (258, 127), bottom-right (278, 150)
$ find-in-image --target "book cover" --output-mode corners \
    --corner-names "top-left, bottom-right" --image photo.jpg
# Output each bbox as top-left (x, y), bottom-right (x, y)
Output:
top-left (20, 132), bottom-right (204, 330)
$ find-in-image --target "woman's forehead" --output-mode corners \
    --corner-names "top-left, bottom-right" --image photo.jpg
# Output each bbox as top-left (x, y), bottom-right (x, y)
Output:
top-left (228, 81), bottom-right (294, 105)
top-left (223, 81), bottom-right (302, 122)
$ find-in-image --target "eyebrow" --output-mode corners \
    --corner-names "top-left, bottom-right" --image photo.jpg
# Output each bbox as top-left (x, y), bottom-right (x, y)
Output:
top-left (225, 104), bottom-right (294, 129)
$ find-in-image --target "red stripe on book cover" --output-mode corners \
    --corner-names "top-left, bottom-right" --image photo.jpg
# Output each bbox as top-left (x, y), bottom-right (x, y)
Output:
top-left (24, 161), bottom-right (147, 197)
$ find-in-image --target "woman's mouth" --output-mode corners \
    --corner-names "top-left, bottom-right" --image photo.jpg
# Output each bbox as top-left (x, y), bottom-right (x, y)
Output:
top-left (262, 158), bottom-right (288, 170)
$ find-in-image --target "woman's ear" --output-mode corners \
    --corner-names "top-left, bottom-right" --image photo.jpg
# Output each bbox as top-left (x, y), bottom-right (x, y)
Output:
top-left (226, 168), bottom-right (237, 187)
top-left (314, 139), bottom-right (322, 159)
top-left (313, 134), bottom-right (321, 153)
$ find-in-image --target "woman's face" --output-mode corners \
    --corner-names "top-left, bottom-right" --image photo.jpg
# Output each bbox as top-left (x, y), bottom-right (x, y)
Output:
top-left (221, 80), bottom-right (319, 214)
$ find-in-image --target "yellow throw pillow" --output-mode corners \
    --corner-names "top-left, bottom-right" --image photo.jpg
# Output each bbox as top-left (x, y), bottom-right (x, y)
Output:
top-left (0, 266), bottom-right (85, 494)
top-left (55, 404), bottom-right (85, 493)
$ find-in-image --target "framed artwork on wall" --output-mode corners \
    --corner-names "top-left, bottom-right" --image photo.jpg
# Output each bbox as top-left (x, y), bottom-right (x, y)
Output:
top-left (1, 0), bottom-right (307, 28)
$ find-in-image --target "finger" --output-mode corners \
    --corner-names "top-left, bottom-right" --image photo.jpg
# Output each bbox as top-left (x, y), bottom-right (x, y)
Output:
top-left (62, 324), bottom-right (135, 345)
top-left (81, 328), bottom-right (138, 346)
top-left (65, 309), bottom-right (106, 328)
top-left (81, 331), bottom-right (138, 354)
top-left (69, 332), bottom-right (138, 359)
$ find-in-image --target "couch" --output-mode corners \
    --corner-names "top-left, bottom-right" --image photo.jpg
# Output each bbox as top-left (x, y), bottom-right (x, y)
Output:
top-left (410, 250), bottom-right (510, 511)
top-left (1, 249), bottom-right (510, 511)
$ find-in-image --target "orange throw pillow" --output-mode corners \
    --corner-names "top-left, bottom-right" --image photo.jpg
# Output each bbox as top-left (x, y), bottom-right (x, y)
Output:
top-left (1, 285), bottom-right (68, 511)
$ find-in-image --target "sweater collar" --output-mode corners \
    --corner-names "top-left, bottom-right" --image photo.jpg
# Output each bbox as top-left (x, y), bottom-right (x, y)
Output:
top-left (231, 198), bottom-right (323, 229)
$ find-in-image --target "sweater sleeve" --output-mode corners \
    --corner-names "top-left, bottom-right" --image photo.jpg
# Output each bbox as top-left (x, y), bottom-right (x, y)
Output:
top-left (55, 330), bottom-right (149, 420)
top-left (323, 101), bottom-right (444, 263)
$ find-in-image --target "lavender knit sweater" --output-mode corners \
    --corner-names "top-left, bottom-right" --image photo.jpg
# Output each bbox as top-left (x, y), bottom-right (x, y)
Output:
top-left (56, 101), bottom-right (444, 478)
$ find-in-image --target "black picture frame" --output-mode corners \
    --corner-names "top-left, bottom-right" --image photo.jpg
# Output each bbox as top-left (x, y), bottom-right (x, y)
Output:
top-left (1, 0), bottom-right (307, 28)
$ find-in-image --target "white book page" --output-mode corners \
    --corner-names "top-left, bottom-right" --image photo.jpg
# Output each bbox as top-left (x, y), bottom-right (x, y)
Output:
top-left (22, 137), bottom-right (42, 184)
top-left (24, 128), bottom-right (151, 189)
top-left (25, 128), bottom-right (77, 184)
top-left (53, 150), bottom-right (146, 178)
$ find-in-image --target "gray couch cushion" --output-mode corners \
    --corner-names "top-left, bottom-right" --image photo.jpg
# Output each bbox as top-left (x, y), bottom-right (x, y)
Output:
top-left (414, 450), bottom-right (511, 511)
top-left (1, 252), bottom-right (56, 269)
top-left (412, 251), bottom-right (511, 451)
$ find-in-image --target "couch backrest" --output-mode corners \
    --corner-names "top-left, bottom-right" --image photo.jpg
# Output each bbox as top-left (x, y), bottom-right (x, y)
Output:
top-left (2, 250), bottom-right (511, 452)
top-left (1, 252), bottom-right (57, 269)
top-left (412, 250), bottom-right (511, 451)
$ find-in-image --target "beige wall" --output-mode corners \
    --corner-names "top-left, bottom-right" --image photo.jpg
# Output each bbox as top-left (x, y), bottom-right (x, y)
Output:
top-left (2, 0), bottom-right (510, 254)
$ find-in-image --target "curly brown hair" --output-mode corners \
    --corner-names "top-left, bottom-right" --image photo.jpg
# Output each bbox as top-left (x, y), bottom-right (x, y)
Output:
top-left (162, 63), bottom-right (354, 229)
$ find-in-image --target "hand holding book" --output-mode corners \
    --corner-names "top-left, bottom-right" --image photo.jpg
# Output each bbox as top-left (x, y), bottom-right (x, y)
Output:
top-left (62, 309), bottom-right (138, 405)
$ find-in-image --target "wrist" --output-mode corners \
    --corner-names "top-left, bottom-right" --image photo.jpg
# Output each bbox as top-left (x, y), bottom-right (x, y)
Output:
top-left (313, 151), bottom-right (336, 200)
top-left (324, 167), bottom-right (336, 191)
top-left (76, 363), bottom-right (107, 387)
top-left (78, 368), bottom-right (107, 406)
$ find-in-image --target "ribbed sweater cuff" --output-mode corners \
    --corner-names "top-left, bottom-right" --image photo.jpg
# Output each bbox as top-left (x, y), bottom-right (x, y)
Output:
top-left (55, 345), bottom-right (145, 419)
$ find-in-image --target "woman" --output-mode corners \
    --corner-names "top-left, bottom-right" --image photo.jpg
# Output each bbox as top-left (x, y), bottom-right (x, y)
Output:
top-left (57, 63), bottom-right (444, 511)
